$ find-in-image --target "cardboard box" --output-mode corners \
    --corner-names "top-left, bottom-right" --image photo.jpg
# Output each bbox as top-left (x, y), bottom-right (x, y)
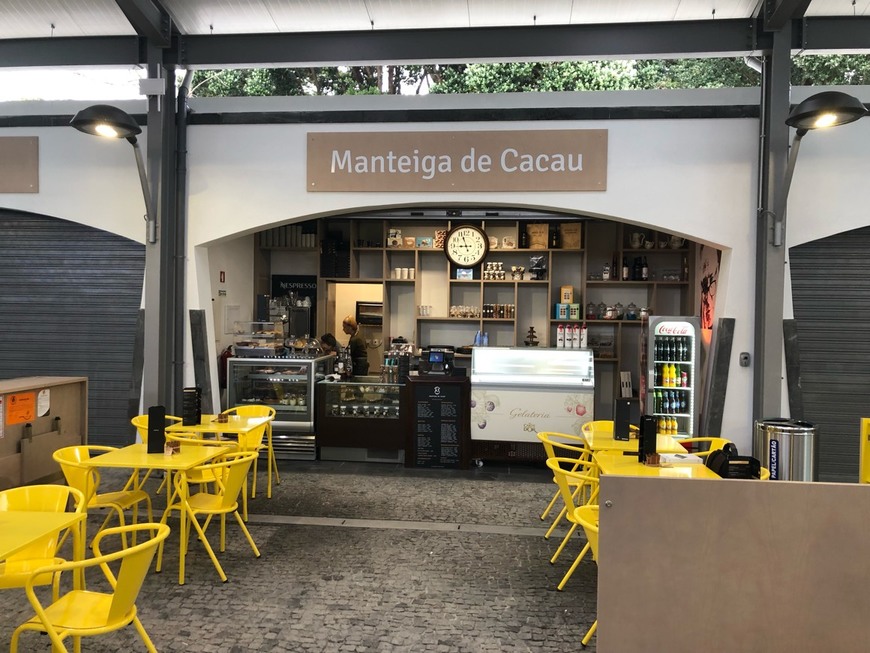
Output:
top-left (560, 223), bottom-right (582, 249)
top-left (527, 223), bottom-right (549, 249)
top-left (560, 285), bottom-right (574, 303)
top-left (554, 304), bottom-right (569, 320)
top-left (569, 304), bottom-right (581, 320)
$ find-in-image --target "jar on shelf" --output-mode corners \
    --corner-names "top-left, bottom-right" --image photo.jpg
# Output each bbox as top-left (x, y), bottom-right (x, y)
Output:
top-left (614, 302), bottom-right (625, 319)
top-left (586, 302), bottom-right (597, 320)
top-left (626, 302), bottom-right (638, 320)
top-left (596, 302), bottom-right (607, 319)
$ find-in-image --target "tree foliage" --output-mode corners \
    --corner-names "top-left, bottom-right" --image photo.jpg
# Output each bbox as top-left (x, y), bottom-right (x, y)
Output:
top-left (190, 55), bottom-right (870, 97)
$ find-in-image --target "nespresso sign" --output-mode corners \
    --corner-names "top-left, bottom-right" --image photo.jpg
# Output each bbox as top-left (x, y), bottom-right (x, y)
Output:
top-left (307, 130), bottom-right (607, 192)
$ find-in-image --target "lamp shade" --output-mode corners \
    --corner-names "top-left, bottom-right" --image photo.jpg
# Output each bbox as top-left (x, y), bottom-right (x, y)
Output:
top-left (786, 91), bottom-right (867, 131)
top-left (70, 104), bottom-right (142, 139)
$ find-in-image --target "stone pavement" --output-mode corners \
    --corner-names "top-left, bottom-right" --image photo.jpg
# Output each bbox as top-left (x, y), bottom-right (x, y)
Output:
top-left (1, 460), bottom-right (597, 652)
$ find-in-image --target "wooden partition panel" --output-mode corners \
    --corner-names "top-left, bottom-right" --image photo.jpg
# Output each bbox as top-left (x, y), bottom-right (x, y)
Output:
top-left (598, 476), bottom-right (870, 653)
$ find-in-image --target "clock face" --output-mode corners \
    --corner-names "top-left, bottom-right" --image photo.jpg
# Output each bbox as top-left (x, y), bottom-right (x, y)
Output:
top-left (444, 225), bottom-right (489, 268)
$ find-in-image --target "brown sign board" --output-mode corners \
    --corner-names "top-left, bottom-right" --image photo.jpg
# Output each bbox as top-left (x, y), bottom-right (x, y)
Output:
top-left (307, 130), bottom-right (607, 192)
top-left (0, 137), bottom-right (39, 193)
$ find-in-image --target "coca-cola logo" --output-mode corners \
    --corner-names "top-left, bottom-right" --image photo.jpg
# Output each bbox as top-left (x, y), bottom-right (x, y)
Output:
top-left (655, 323), bottom-right (691, 335)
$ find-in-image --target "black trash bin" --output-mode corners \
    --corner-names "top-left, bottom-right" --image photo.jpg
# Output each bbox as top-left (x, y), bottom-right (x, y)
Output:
top-left (752, 418), bottom-right (819, 481)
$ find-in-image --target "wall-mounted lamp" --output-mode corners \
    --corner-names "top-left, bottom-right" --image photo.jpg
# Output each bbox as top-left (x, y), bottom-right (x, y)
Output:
top-left (772, 91), bottom-right (867, 247)
top-left (70, 104), bottom-right (157, 243)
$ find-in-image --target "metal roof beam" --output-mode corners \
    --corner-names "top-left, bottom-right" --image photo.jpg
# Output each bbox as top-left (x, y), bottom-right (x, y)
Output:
top-left (763, 0), bottom-right (811, 31)
top-left (1, 16), bottom-right (867, 70)
top-left (0, 36), bottom-right (143, 68)
top-left (798, 17), bottom-right (870, 52)
top-left (176, 20), bottom-right (763, 68)
top-left (113, 0), bottom-right (173, 46)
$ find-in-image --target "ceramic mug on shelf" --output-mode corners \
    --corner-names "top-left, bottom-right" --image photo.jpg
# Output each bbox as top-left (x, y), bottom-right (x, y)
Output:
top-left (629, 232), bottom-right (645, 249)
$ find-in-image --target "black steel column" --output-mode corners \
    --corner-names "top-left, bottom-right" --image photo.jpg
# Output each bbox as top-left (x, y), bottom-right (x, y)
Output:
top-left (754, 24), bottom-right (792, 421)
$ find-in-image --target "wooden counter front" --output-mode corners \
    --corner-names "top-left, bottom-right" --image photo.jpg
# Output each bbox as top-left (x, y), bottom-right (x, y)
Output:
top-left (0, 376), bottom-right (87, 489)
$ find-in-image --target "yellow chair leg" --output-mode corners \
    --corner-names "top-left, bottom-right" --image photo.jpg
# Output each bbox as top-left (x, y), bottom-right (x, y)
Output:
top-left (540, 489), bottom-right (561, 520)
top-left (581, 620), bottom-right (598, 647)
top-left (550, 523), bottom-right (577, 564)
top-left (557, 541), bottom-right (590, 591)
top-left (544, 505), bottom-right (568, 540)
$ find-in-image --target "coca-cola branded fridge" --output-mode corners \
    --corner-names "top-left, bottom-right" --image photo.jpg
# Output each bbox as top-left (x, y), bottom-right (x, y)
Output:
top-left (643, 316), bottom-right (700, 438)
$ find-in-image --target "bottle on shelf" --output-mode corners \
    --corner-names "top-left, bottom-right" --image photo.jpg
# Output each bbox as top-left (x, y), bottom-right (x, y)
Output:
top-left (549, 225), bottom-right (561, 248)
top-left (632, 257), bottom-right (642, 281)
top-left (519, 225), bottom-right (529, 249)
top-left (622, 256), bottom-right (630, 281)
top-left (612, 252), bottom-right (619, 281)
top-left (682, 255), bottom-right (689, 281)
top-left (641, 256), bottom-right (649, 281)
top-left (662, 391), bottom-right (671, 414)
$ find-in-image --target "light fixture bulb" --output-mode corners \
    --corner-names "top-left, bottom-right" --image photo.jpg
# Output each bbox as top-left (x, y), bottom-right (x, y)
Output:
top-left (95, 123), bottom-right (119, 138)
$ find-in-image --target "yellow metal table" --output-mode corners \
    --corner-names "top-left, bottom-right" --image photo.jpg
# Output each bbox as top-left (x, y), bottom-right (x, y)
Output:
top-left (0, 511), bottom-right (85, 561)
top-left (594, 450), bottom-right (722, 480)
top-left (80, 443), bottom-right (231, 585)
top-left (165, 414), bottom-right (272, 439)
top-left (0, 511), bottom-right (86, 589)
top-left (581, 422), bottom-right (688, 454)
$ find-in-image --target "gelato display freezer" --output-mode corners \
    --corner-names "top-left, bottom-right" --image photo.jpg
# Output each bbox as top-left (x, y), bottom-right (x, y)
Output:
top-left (470, 347), bottom-right (595, 443)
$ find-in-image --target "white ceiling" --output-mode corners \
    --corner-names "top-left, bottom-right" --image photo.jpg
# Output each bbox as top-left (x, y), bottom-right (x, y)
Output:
top-left (1, 0), bottom-right (868, 40)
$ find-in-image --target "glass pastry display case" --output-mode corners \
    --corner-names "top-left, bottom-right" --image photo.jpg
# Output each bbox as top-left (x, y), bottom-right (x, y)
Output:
top-left (316, 378), bottom-right (405, 460)
top-left (226, 355), bottom-right (332, 459)
top-left (232, 321), bottom-right (285, 357)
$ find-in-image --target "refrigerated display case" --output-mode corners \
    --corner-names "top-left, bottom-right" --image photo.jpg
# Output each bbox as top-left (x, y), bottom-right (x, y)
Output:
top-left (316, 378), bottom-right (405, 462)
top-left (226, 355), bottom-right (332, 460)
top-left (644, 316), bottom-right (700, 438)
top-left (470, 347), bottom-right (595, 444)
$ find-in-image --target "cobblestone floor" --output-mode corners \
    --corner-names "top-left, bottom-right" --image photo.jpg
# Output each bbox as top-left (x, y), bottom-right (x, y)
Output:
top-left (1, 460), bottom-right (597, 652)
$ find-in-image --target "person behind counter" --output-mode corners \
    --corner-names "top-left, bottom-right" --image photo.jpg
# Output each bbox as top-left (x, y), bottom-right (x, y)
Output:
top-left (341, 316), bottom-right (369, 376)
top-left (320, 333), bottom-right (339, 356)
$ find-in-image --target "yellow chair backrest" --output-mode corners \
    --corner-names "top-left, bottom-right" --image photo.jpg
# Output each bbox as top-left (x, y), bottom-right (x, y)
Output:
top-left (575, 505), bottom-right (600, 560)
top-left (95, 524), bottom-right (170, 622)
top-left (223, 405), bottom-right (275, 450)
top-left (0, 485), bottom-right (85, 566)
top-left (131, 414), bottom-right (182, 443)
top-left (537, 431), bottom-right (590, 460)
top-left (52, 445), bottom-right (118, 504)
top-left (546, 456), bottom-right (599, 510)
top-left (581, 420), bottom-right (613, 435)
top-left (179, 451), bottom-right (258, 511)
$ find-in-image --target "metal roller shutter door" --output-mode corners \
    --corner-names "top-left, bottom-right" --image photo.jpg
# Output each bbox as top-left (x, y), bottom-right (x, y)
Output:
top-left (0, 210), bottom-right (144, 446)
top-left (789, 226), bottom-right (870, 482)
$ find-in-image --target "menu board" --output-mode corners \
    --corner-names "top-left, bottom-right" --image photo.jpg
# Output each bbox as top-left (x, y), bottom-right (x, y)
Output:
top-left (406, 377), bottom-right (469, 469)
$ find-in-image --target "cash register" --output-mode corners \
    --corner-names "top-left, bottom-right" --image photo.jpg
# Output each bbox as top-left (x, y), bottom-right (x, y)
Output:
top-left (418, 345), bottom-right (456, 376)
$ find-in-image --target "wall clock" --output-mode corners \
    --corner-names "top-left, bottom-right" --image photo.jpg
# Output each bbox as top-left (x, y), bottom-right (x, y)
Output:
top-left (444, 224), bottom-right (489, 268)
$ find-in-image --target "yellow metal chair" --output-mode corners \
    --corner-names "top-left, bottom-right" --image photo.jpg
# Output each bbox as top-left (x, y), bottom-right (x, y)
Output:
top-left (0, 485), bottom-right (85, 598)
top-left (677, 437), bottom-right (732, 458)
top-left (164, 431), bottom-right (238, 496)
top-left (537, 432), bottom-right (594, 541)
top-left (221, 405), bottom-right (278, 501)
top-left (53, 445), bottom-right (154, 546)
top-left (575, 504), bottom-right (600, 648)
top-left (581, 419), bottom-right (616, 434)
top-left (156, 451), bottom-right (260, 584)
top-left (545, 456), bottom-right (599, 591)
top-left (10, 522), bottom-right (170, 653)
top-left (131, 413), bottom-right (183, 493)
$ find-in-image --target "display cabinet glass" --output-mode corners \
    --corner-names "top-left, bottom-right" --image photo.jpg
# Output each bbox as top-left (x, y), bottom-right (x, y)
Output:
top-left (316, 378), bottom-right (405, 452)
top-left (232, 321), bottom-right (284, 357)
